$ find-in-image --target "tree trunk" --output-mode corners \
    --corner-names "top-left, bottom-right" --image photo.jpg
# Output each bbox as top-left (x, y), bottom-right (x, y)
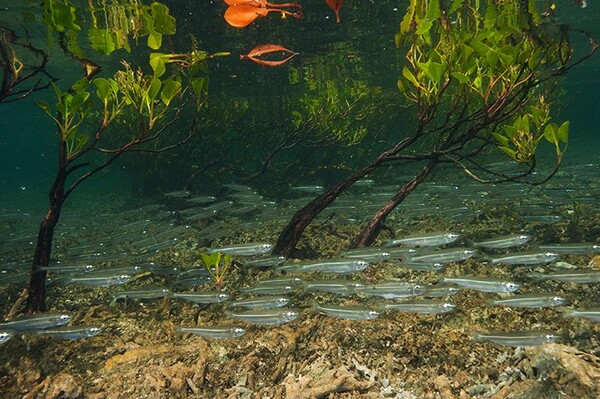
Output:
top-left (25, 172), bottom-right (66, 313)
top-left (352, 159), bottom-right (439, 248)
top-left (272, 136), bottom-right (416, 257)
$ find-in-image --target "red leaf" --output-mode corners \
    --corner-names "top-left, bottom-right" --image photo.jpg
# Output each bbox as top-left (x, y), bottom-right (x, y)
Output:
top-left (326, 0), bottom-right (343, 23)
top-left (241, 44), bottom-right (298, 67)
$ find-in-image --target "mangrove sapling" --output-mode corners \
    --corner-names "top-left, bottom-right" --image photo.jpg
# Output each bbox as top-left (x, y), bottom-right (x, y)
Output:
top-left (25, 56), bottom-right (211, 312)
top-left (273, 0), bottom-right (598, 256)
top-left (200, 252), bottom-right (233, 291)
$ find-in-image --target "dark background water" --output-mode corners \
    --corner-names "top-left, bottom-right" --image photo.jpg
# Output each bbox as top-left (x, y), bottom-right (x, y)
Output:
top-left (0, 0), bottom-right (598, 213)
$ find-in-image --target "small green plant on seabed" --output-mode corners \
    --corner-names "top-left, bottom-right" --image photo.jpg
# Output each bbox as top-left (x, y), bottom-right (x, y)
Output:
top-left (200, 252), bottom-right (233, 291)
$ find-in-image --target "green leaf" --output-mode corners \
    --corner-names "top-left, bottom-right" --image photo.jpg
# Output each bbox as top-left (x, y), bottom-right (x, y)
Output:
top-left (51, 82), bottom-right (63, 98)
top-left (543, 123), bottom-right (558, 145)
top-left (149, 53), bottom-right (167, 78)
top-left (402, 67), bottom-right (419, 88)
top-left (485, 49), bottom-right (499, 69)
top-left (291, 111), bottom-right (302, 128)
top-left (451, 72), bottom-right (470, 84)
top-left (36, 99), bottom-right (51, 114)
top-left (88, 27), bottom-right (116, 56)
top-left (399, 0), bottom-right (417, 35)
top-left (151, 2), bottom-right (176, 34)
top-left (148, 78), bottom-right (161, 102)
top-left (160, 77), bottom-right (181, 106)
top-left (200, 253), bottom-right (211, 267)
top-left (70, 91), bottom-right (90, 112)
top-left (461, 44), bottom-right (475, 63)
top-left (484, 0), bottom-right (497, 29)
top-left (527, 106), bottom-right (542, 124)
top-left (492, 132), bottom-right (509, 147)
top-left (190, 76), bottom-right (208, 98)
top-left (71, 78), bottom-right (89, 94)
top-left (147, 31), bottom-right (162, 50)
top-left (498, 146), bottom-right (517, 160)
top-left (397, 78), bottom-right (407, 93)
top-left (557, 121), bottom-right (569, 144)
top-left (93, 78), bottom-right (112, 102)
top-left (502, 124), bottom-right (518, 139)
top-left (428, 61), bottom-right (444, 83)
top-left (449, 0), bottom-right (464, 14)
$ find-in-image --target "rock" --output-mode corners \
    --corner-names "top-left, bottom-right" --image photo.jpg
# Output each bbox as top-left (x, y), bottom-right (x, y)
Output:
top-left (490, 344), bottom-right (600, 399)
top-left (282, 357), bottom-right (375, 399)
top-left (434, 375), bottom-right (455, 399)
top-left (43, 373), bottom-right (83, 399)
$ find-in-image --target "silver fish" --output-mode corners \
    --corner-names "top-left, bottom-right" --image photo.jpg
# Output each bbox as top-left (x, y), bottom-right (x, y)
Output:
top-left (537, 243), bottom-right (600, 255)
top-left (207, 242), bottom-right (272, 256)
top-left (398, 261), bottom-right (445, 272)
top-left (35, 325), bottom-right (102, 340)
top-left (112, 286), bottom-right (171, 302)
top-left (241, 285), bottom-right (294, 295)
top-left (490, 293), bottom-right (570, 308)
top-left (177, 325), bottom-right (246, 338)
top-left (564, 307), bottom-right (600, 322)
top-left (315, 303), bottom-right (380, 320)
top-left (230, 296), bottom-right (289, 309)
top-left (528, 270), bottom-right (600, 283)
top-left (257, 277), bottom-right (304, 287)
top-left (68, 271), bottom-right (132, 287)
top-left (385, 247), bottom-right (418, 260)
top-left (408, 248), bottom-right (476, 264)
top-left (354, 282), bottom-right (424, 299)
top-left (382, 300), bottom-right (456, 314)
top-left (472, 234), bottom-right (531, 249)
top-left (383, 232), bottom-right (460, 248)
top-left (186, 195), bottom-right (217, 204)
top-left (340, 248), bottom-right (391, 261)
top-left (443, 276), bottom-right (521, 293)
top-left (244, 256), bottom-right (286, 268)
top-left (163, 190), bottom-right (191, 198)
top-left (229, 308), bottom-right (299, 325)
top-left (0, 331), bottom-right (13, 345)
top-left (421, 284), bottom-right (460, 298)
top-left (36, 264), bottom-right (95, 274)
top-left (0, 313), bottom-right (72, 332)
top-left (172, 292), bottom-right (229, 304)
top-left (473, 330), bottom-right (558, 347)
top-left (304, 279), bottom-right (365, 295)
top-left (299, 259), bottom-right (369, 274)
top-left (488, 251), bottom-right (559, 265)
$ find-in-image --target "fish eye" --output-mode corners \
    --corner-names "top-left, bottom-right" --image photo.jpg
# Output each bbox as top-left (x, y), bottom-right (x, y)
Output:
top-left (369, 310), bottom-right (380, 316)
top-left (414, 285), bottom-right (423, 292)
top-left (443, 303), bottom-right (455, 311)
top-left (546, 334), bottom-right (557, 342)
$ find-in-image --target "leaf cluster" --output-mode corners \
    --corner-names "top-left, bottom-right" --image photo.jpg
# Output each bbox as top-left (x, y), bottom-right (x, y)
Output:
top-left (200, 252), bottom-right (233, 291)
top-left (395, 0), bottom-right (571, 164)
